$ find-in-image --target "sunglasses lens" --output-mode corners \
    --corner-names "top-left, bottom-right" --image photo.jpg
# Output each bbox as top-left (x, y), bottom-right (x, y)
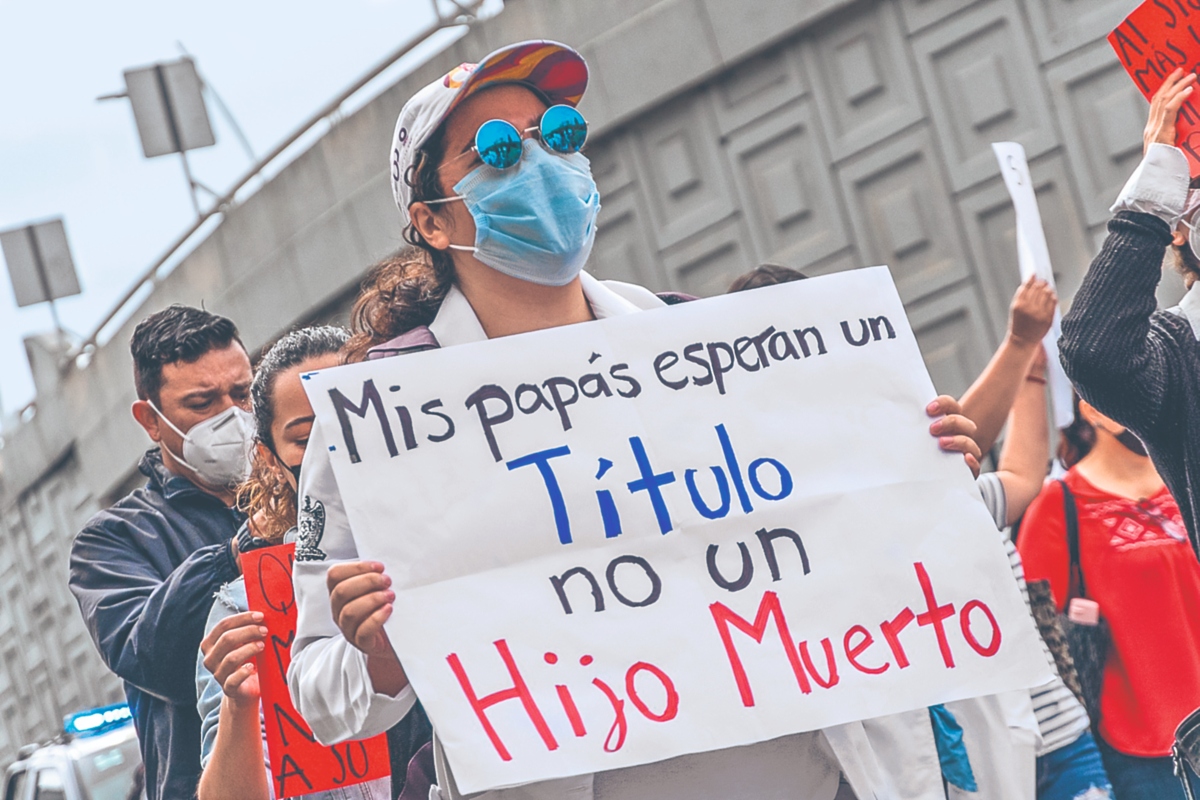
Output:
top-left (476, 120), bottom-right (523, 169)
top-left (540, 105), bottom-right (587, 154)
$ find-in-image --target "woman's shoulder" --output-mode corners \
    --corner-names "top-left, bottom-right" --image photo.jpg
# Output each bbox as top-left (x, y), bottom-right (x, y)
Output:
top-left (597, 278), bottom-right (669, 310)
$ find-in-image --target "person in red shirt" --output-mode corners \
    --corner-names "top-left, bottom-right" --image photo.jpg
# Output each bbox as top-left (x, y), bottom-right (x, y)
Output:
top-left (1018, 396), bottom-right (1200, 799)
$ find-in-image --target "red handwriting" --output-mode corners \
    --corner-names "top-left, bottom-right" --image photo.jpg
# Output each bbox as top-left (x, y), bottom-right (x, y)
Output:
top-left (242, 544), bottom-right (390, 798)
top-left (445, 643), bottom-right (679, 762)
top-left (1109, 0), bottom-right (1200, 175)
top-left (710, 562), bottom-right (1001, 708)
top-left (444, 561), bottom-right (1001, 765)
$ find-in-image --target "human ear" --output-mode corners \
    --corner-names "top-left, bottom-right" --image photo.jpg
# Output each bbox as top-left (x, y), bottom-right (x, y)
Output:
top-left (409, 202), bottom-right (452, 251)
top-left (132, 400), bottom-right (162, 442)
top-left (1173, 226), bottom-right (1188, 248)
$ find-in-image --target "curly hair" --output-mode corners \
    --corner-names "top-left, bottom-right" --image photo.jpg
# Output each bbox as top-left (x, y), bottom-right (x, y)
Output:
top-left (343, 134), bottom-right (457, 364)
top-left (237, 326), bottom-right (348, 542)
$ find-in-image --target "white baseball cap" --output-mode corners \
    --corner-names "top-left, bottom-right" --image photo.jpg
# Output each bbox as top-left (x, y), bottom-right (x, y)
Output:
top-left (389, 40), bottom-right (589, 225)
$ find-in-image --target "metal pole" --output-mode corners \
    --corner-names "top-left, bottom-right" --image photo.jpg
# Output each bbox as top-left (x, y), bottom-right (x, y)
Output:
top-left (175, 43), bottom-right (257, 163)
top-left (69, 1), bottom-right (485, 363)
top-left (24, 226), bottom-right (64, 339)
top-left (153, 64), bottom-right (202, 219)
top-left (178, 150), bottom-right (202, 218)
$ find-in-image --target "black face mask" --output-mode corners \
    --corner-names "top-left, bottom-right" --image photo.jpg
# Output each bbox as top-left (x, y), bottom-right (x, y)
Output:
top-left (1116, 429), bottom-right (1149, 457)
top-left (288, 463), bottom-right (302, 484)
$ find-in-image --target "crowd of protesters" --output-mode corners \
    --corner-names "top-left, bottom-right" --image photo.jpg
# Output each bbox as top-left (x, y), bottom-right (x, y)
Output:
top-left (61, 39), bottom-right (1200, 800)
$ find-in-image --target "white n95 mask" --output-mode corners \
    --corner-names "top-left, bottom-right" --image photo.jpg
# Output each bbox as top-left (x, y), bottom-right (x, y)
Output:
top-left (148, 401), bottom-right (255, 489)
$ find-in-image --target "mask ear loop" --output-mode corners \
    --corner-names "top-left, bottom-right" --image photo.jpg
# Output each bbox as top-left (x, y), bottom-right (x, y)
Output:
top-left (1180, 189), bottom-right (1200, 261)
top-left (408, 196), bottom-right (475, 253)
top-left (264, 440), bottom-right (302, 492)
top-left (144, 398), bottom-right (203, 476)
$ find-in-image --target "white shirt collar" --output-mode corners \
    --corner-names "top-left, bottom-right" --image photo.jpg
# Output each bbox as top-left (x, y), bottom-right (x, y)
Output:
top-left (428, 272), bottom-right (645, 347)
top-left (1176, 281), bottom-right (1200, 340)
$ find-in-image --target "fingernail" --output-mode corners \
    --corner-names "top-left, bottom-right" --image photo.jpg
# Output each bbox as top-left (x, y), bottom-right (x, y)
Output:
top-left (259, 627), bottom-right (269, 636)
top-left (939, 436), bottom-right (954, 448)
top-left (929, 419), bottom-right (942, 433)
top-left (257, 642), bottom-right (265, 650)
top-left (926, 400), bottom-right (939, 413)
top-left (385, 591), bottom-right (396, 602)
top-left (382, 576), bottom-right (392, 587)
top-left (251, 612), bottom-right (264, 621)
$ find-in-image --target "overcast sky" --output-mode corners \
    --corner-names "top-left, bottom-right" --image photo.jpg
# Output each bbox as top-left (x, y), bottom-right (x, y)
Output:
top-left (0, 0), bottom-right (487, 418)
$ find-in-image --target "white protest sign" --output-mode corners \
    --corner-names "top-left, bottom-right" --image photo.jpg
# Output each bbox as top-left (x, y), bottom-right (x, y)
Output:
top-left (992, 142), bottom-right (1075, 428)
top-left (304, 267), bottom-right (1050, 793)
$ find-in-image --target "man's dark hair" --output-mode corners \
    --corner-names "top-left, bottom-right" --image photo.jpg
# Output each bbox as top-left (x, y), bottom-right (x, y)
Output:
top-left (727, 263), bottom-right (808, 293)
top-left (130, 305), bottom-right (242, 404)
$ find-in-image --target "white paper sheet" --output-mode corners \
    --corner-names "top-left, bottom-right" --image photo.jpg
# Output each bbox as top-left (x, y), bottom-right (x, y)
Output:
top-left (992, 142), bottom-right (1076, 429)
top-left (304, 267), bottom-right (1050, 792)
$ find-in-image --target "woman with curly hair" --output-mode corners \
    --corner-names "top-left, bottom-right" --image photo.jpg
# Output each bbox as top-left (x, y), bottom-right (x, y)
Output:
top-left (193, 326), bottom-right (390, 800)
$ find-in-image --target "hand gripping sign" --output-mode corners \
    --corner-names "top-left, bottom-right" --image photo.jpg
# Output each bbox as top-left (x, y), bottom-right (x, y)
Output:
top-left (1109, 0), bottom-right (1200, 176)
top-left (303, 267), bottom-right (1050, 793)
top-left (241, 544), bottom-right (390, 798)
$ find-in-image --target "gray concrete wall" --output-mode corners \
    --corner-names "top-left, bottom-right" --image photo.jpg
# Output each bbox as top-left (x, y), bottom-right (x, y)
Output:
top-left (0, 0), bottom-right (1151, 765)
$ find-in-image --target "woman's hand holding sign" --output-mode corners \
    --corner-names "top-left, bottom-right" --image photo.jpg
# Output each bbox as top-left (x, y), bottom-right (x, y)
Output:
top-left (928, 395), bottom-right (982, 478)
top-left (1145, 68), bottom-right (1197, 154)
top-left (327, 561), bottom-right (410, 696)
top-left (200, 611), bottom-right (266, 708)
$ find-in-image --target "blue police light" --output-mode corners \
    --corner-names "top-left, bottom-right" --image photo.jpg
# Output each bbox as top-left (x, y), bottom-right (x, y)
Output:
top-left (63, 703), bottom-right (132, 737)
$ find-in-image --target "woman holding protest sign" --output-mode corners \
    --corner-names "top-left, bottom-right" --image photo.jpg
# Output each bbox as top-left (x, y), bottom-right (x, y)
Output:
top-left (287, 40), bottom-right (986, 800)
top-left (195, 326), bottom-right (393, 800)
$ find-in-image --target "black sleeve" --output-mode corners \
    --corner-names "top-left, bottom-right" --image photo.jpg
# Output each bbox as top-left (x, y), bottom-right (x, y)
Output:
top-left (1059, 210), bottom-right (1180, 440)
top-left (68, 519), bottom-right (240, 705)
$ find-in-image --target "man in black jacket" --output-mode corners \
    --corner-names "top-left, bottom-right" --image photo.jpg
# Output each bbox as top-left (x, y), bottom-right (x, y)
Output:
top-left (1059, 67), bottom-right (1200, 555)
top-left (69, 306), bottom-right (254, 800)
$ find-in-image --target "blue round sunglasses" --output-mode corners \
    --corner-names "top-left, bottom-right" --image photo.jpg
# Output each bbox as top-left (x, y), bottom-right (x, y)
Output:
top-left (450, 105), bottom-right (588, 171)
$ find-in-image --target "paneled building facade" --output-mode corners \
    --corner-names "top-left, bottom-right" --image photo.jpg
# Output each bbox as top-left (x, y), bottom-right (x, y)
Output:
top-left (0, 0), bottom-right (1156, 766)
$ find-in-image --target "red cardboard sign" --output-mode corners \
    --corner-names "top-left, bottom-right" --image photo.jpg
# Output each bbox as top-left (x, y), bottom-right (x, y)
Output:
top-left (1109, 0), bottom-right (1200, 176)
top-left (241, 544), bottom-right (390, 798)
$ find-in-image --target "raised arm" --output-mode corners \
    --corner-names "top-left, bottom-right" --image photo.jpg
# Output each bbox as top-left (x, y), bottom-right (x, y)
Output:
top-left (1060, 69), bottom-right (1195, 437)
top-left (993, 347), bottom-right (1051, 527)
top-left (960, 277), bottom-right (1056, 453)
top-left (69, 520), bottom-right (239, 704)
top-left (197, 602), bottom-right (271, 800)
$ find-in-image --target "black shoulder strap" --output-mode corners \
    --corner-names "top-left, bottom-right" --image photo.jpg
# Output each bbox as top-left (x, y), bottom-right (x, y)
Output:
top-left (1059, 479), bottom-right (1085, 599)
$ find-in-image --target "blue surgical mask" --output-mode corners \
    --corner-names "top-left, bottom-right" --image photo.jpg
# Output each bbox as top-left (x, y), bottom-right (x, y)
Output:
top-left (438, 139), bottom-right (601, 286)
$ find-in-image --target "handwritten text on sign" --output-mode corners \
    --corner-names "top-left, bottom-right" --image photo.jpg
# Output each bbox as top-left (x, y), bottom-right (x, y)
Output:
top-left (1109, 0), bottom-right (1200, 176)
top-left (241, 544), bottom-right (390, 798)
top-left (304, 267), bottom-right (1049, 792)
